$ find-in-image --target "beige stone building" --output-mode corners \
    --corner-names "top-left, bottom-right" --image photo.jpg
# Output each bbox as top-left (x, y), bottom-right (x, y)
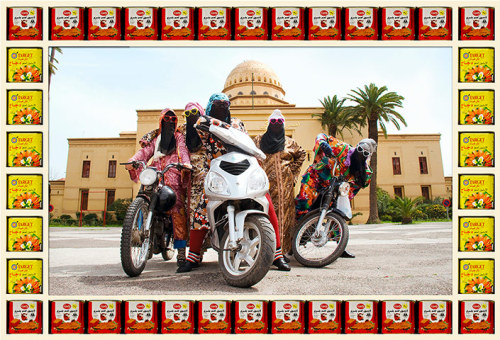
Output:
top-left (50, 60), bottom-right (449, 223)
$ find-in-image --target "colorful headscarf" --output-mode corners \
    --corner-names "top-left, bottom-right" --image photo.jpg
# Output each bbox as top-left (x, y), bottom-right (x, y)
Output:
top-left (206, 93), bottom-right (231, 123)
top-left (260, 109), bottom-right (286, 154)
top-left (184, 102), bottom-right (205, 153)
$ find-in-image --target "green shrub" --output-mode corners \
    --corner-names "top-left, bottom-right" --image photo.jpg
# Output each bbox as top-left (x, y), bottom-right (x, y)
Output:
top-left (391, 196), bottom-right (424, 224)
top-left (380, 214), bottom-right (392, 222)
top-left (412, 209), bottom-right (427, 220)
top-left (51, 218), bottom-right (61, 224)
top-left (60, 214), bottom-right (72, 221)
top-left (421, 204), bottom-right (447, 219)
top-left (376, 187), bottom-right (392, 216)
top-left (108, 198), bottom-right (132, 223)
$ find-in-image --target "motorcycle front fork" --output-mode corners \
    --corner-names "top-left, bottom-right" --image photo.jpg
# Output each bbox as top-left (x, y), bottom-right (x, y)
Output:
top-left (139, 196), bottom-right (157, 263)
top-left (226, 205), bottom-right (239, 250)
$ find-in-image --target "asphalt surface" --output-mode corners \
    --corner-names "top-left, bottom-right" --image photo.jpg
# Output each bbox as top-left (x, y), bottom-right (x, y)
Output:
top-left (49, 222), bottom-right (452, 296)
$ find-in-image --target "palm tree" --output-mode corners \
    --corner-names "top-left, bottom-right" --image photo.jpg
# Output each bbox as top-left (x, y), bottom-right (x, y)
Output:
top-left (48, 47), bottom-right (63, 90)
top-left (392, 196), bottom-right (424, 224)
top-left (314, 95), bottom-right (365, 138)
top-left (348, 83), bottom-right (406, 223)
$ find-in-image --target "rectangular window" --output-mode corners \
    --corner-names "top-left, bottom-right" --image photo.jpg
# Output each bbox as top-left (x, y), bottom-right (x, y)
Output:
top-left (394, 186), bottom-right (404, 198)
top-left (80, 189), bottom-right (89, 211)
top-left (421, 186), bottom-right (431, 201)
top-left (419, 157), bottom-right (428, 174)
top-left (392, 157), bottom-right (401, 175)
top-left (82, 160), bottom-right (91, 178)
top-left (108, 160), bottom-right (117, 178)
top-left (106, 190), bottom-right (115, 209)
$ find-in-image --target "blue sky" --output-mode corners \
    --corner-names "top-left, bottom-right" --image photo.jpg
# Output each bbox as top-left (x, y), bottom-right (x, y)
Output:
top-left (49, 47), bottom-right (452, 179)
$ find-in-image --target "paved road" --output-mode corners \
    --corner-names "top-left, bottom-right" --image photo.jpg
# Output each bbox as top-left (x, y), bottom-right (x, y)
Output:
top-left (49, 222), bottom-right (452, 296)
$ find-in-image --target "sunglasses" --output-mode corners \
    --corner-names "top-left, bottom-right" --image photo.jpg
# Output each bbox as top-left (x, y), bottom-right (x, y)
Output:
top-left (212, 99), bottom-right (229, 108)
top-left (270, 118), bottom-right (284, 124)
top-left (162, 115), bottom-right (178, 123)
top-left (356, 145), bottom-right (371, 157)
top-left (183, 108), bottom-right (199, 117)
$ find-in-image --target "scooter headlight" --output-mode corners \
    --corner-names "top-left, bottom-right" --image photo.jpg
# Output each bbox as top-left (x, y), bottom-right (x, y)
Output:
top-left (247, 168), bottom-right (268, 193)
top-left (338, 182), bottom-right (350, 197)
top-left (206, 172), bottom-right (229, 195)
top-left (139, 168), bottom-right (157, 186)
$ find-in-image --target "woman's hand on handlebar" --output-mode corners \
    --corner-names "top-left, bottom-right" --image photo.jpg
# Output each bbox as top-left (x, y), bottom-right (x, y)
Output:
top-left (125, 163), bottom-right (135, 171)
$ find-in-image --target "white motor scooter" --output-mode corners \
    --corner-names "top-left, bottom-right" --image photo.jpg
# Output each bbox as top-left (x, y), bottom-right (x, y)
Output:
top-left (195, 116), bottom-right (276, 288)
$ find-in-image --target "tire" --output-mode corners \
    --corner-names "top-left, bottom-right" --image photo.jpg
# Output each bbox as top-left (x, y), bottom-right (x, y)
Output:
top-left (121, 197), bottom-right (150, 277)
top-left (292, 210), bottom-right (349, 268)
top-left (219, 215), bottom-right (275, 288)
top-left (161, 233), bottom-right (175, 261)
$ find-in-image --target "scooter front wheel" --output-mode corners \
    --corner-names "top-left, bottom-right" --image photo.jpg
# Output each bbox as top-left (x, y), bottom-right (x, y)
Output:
top-left (121, 197), bottom-right (150, 277)
top-left (292, 210), bottom-right (348, 268)
top-left (219, 215), bottom-right (275, 288)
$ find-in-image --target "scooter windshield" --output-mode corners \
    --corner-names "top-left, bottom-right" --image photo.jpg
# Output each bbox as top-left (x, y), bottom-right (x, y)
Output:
top-left (209, 124), bottom-right (266, 160)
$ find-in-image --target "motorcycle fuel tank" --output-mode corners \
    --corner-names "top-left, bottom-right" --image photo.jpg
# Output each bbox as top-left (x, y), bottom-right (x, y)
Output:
top-left (156, 185), bottom-right (176, 212)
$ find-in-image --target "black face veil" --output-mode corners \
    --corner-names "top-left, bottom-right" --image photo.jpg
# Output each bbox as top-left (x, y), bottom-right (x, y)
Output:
top-left (260, 122), bottom-right (285, 154)
top-left (349, 150), bottom-right (368, 187)
top-left (159, 111), bottom-right (177, 155)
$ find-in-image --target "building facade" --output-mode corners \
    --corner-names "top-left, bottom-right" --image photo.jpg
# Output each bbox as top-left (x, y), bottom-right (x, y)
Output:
top-left (50, 61), bottom-right (448, 223)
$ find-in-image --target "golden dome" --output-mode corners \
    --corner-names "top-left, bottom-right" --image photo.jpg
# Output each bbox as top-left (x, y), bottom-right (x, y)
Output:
top-left (222, 60), bottom-right (288, 107)
top-left (224, 60), bottom-right (283, 89)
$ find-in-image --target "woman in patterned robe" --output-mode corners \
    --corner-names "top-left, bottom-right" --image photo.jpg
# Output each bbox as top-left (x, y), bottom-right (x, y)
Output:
top-left (126, 108), bottom-right (191, 265)
top-left (295, 134), bottom-right (376, 258)
top-left (178, 93), bottom-right (290, 272)
top-left (253, 110), bottom-right (306, 256)
top-left (177, 102), bottom-right (208, 225)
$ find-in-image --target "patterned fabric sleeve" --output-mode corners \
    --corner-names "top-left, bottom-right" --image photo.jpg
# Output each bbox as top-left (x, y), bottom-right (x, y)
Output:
top-left (288, 138), bottom-right (306, 178)
top-left (349, 165), bottom-right (373, 199)
top-left (127, 139), bottom-right (156, 183)
top-left (175, 131), bottom-right (191, 165)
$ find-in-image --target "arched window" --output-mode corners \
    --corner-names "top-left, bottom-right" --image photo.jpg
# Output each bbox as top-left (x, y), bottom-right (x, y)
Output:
top-left (239, 78), bottom-right (242, 82)
top-left (245, 77), bottom-right (249, 81)
top-left (227, 94), bottom-right (232, 99)
top-left (264, 77), bottom-right (267, 82)
top-left (263, 91), bottom-right (269, 95)
top-left (250, 90), bottom-right (256, 95)
top-left (258, 76), bottom-right (261, 81)
top-left (238, 91), bottom-right (243, 95)
top-left (275, 94), bottom-right (279, 98)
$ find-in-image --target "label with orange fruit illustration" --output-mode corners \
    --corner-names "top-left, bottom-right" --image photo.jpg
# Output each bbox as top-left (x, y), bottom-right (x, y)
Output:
top-left (459, 217), bottom-right (494, 252)
top-left (7, 90), bottom-right (42, 125)
top-left (459, 132), bottom-right (494, 167)
top-left (7, 259), bottom-right (42, 294)
top-left (459, 174), bottom-right (494, 210)
top-left (459, 90), bottom-right (494, 125)
top-left (7, 217), bottom-right (42, 252)
top-left (459, 259), bottom-right (494, 294)
top-left (7, 174), bottom-right (43, 209)
top-left (8, 132), bottom-right (42, 167)
top-left (7, 48), bottom-right (42, 83)
top-left (459, 48), bottom-right (494, 83)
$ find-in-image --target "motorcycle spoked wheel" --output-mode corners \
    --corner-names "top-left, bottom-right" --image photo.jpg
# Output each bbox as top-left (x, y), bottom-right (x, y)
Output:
top-left (219, 215), bottom-right (275, 288)
top-left (161, 233), bottom-right (175, 261)
top-left (292, 210), bottom-right (348, 268)
top-left (121, 197), bottom-right (150, 277)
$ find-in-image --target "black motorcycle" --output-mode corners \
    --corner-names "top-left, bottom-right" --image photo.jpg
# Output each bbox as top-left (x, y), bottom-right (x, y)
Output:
top-left (292, 161), bottom-right (350, 268)
top-left (119, 161), bottom-right (191, 277)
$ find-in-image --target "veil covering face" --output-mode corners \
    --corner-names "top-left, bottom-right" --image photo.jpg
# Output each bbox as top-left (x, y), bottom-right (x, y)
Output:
top-left (260, 109), bottom-right (286, 154)
top-left (206, 93), bottom-right (231, 123)
top-left (158, 108), bottom-right (177, 156)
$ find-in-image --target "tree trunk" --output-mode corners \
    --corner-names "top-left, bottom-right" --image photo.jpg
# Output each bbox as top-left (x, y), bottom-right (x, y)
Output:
top-left (366, 117), bottom-right (380, 223)
top-left (328, 125), bottom-right (337, 138)
top-left (49, 47), bottom-right (55, 90)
